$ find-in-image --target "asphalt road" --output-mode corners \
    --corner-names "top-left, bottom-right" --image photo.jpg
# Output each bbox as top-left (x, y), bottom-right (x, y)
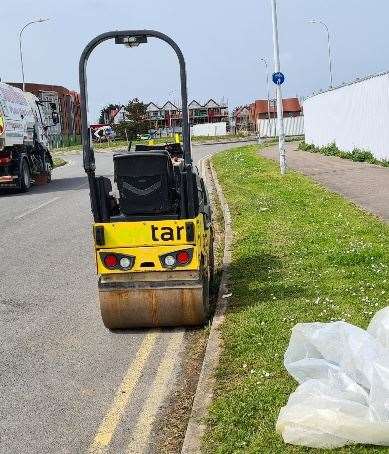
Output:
top-left (0, 143), bottom-right (242, 454)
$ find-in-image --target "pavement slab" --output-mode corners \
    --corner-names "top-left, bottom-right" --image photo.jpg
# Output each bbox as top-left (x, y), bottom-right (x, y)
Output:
top-left (262, 143), bottom-right (389, 222)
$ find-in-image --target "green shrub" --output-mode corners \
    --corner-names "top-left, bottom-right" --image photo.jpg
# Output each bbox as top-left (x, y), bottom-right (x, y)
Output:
top-left (350, 149), bottom-right (377, 164)
top-left (298, 141), bottom-right (388, 167)
top-left (298, 141), bottom-right (314, 152)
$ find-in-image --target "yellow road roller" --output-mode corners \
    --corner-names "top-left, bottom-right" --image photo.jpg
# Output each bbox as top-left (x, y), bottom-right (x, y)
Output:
top-left (79, 30), bottom-right (214, 329)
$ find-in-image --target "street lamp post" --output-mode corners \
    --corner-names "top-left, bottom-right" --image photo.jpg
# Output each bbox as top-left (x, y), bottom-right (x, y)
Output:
top-left (167, 89), bottom-right (178, 135)
top-left (308, 19), bottom-right (333, 88)
top-left (260, 57), bottom-right (272, 138)
top-left (270, 0), bottom-right (286, 175)
top-left (19, 18), bottom-right (49, 91)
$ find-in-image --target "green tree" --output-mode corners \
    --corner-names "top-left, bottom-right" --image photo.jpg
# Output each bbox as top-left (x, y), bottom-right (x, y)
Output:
top-left (113, 98), bottom-right (148, 140)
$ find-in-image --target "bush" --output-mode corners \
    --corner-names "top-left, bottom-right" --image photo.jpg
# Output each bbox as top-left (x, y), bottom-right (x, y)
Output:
top-left (350, 149), bottom-right (377, 164)
top-left (298, 141), bottom-right (314, 152)
top-left (298, 141), bottom-right (387, 167)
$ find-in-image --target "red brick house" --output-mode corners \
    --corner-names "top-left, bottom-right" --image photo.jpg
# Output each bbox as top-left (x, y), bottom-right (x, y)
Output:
top-left (9, 82), bottom-right (81, 140)
top-left (249, 97), bottom-right (302, 129)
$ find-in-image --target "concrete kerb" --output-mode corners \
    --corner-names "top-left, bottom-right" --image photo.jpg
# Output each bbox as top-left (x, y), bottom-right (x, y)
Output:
top-left (192, 138), bottom-right (257, 146)
top-left (181, 158), bottom-right (233, 453)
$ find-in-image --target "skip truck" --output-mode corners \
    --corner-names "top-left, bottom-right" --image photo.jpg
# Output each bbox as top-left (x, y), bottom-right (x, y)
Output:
top-left (0, 82), bottom-right (59, 191)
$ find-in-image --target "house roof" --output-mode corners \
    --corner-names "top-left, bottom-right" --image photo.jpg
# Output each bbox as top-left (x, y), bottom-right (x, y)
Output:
top-left (188, 100), bottom-right (203, 109)
top-left (146, 102), bottom-right (160, 112)
top-left (234, 106), bottom-right (250, 117)
top-left (250, 98), bottom-right (301, 114)
top-left (113, 106), bottom-right (126, 117)
top-left (204, 98), bottom-right (220, 108)
top-left (162, 101), bottom-right (178, 110)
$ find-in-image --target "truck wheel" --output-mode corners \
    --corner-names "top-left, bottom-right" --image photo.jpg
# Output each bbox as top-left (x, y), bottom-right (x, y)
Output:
top-left (46, 164), bottom-right (52, 183)
top-left (19, 160), bottom-right (31, 192)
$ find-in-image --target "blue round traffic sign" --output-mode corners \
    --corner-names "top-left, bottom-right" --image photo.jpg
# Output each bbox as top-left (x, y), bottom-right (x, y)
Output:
top-left (272, 72), bottom-right (285, 85)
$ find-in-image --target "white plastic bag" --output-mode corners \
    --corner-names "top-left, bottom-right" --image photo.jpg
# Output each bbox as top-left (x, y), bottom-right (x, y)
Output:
top-left (276, 311), bottom-right (389, 449)
top-left (368, 307), bottom-right (389, 349)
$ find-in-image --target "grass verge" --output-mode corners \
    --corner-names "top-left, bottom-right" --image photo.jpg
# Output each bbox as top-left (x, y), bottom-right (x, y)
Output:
top-left (204, 145), bottom-right (389, 453)
top-left (299, 141), bottom-right (389, 167)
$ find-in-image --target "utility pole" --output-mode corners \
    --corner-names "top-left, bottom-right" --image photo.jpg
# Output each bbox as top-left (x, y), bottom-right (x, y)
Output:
top-left (260, 57), bottom-right (272, 138)
top-left (270, 0), bottom-right (286, 175)
top-left (308, 20), bottom-right (334, 88)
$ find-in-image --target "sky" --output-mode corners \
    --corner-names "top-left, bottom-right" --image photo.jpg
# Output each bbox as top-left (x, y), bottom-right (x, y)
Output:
top-left (2, 0), bottom-right (389, 122)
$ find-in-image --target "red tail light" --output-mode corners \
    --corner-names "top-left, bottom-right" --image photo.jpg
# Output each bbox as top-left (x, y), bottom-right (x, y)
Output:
top-left (0, 151), bottom-right (11, 165)
top-left (103, 254), bottom-right (118, 268)
top-left (176, 250), bottom-right (191, 265)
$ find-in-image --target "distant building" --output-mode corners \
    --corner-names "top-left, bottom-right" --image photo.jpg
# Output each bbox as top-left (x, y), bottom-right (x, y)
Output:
top-left (144, 99), bottom-right (229, 132)
top-left (232, 106), bottom-right (250, 132)
top-left (112, 106), bottom-right (127, 124)
top-left (8, 82), bottom-right (81, 145)
top-left (188, 99), bottom-right (229, 125)
top-left (249, 97), bottom-right (302, 130)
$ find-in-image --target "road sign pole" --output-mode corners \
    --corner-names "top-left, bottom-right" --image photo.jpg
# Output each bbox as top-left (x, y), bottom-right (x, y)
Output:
top-left (270, 0), bottom-right (286, 175)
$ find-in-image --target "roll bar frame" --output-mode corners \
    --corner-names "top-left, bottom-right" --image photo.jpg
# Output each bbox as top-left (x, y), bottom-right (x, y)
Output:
top-left (79, 29), bottom-right (192, 173)
top-left (79, 30), bottom-right (192, 222)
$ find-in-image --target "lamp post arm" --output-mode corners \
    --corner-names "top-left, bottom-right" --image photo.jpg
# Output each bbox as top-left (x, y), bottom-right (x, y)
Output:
top-left (19, 20), bottom-right (49, 92)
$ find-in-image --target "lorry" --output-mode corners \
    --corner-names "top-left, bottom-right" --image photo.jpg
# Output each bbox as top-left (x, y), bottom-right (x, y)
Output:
top-left (0, 82), bottom-right (59, 192)
top-left (90, 124), bottom-right (116, 142)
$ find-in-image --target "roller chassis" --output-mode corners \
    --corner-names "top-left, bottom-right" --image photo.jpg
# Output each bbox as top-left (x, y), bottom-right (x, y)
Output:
top-left (80, 30), bottom-right (214, 329)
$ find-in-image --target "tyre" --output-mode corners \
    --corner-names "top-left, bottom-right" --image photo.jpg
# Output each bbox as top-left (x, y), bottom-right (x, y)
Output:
top-left (46, 163), bottom-right (52, 183)
top-left (201, 265), bottom-right (210, 322)
top-left (19, 160), bottom-right (31, 192)
top-left (209, 231), bottom-right (215, 284)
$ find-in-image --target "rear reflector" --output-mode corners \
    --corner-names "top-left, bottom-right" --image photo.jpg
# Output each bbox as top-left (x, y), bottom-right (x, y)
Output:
top-left (185, 222), bottom-right (195, 242)
top-left (94, 226), bottom-right (105, 246)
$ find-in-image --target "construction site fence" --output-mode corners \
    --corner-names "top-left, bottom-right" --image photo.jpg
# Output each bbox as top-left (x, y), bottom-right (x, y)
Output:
top-left (50, 134), bottom-right (82, 149)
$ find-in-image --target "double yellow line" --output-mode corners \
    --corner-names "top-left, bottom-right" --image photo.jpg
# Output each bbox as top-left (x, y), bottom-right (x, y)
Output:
top-left (88, 330), bottom-right (184, 454)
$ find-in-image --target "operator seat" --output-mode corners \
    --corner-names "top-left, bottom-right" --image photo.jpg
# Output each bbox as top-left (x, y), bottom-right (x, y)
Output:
top-left (113, 151), bottom-right (179, 217)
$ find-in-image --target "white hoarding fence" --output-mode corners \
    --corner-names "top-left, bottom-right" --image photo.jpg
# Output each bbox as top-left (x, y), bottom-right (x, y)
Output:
top-left (258, 116), bottom-right (304, 138)
top-left (190, 122), bottom-right (227, 137)
top-left (304, 72), bottom-right (389, 160)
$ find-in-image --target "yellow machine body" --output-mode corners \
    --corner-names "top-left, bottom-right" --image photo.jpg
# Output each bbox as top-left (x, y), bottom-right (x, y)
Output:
top-left (94, 215), bottom-right (212, 329)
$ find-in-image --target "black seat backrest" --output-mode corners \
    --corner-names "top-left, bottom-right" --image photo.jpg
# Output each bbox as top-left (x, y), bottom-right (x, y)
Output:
top-left (113, 151), bottom-right (178, 216)
top-left (135, 143), bottom-right (184, 159)
top-left (135, 144), bottom-right (164, 152)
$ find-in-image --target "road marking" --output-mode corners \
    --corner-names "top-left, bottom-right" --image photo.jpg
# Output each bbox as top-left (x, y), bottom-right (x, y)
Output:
top-left (88, 332), bottom-right (159, 454)
top-left (128, 330), bottom-right (184, 454)
top-left (14, 197), bottom-right (61, 220)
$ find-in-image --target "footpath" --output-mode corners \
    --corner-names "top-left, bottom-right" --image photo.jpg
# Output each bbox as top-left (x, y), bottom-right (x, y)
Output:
top-left (262, 142), bottom-right (389, 222)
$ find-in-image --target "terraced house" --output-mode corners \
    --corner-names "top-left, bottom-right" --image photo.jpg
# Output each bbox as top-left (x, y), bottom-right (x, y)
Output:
top-left (144, 98), bottom-right (229, 132)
